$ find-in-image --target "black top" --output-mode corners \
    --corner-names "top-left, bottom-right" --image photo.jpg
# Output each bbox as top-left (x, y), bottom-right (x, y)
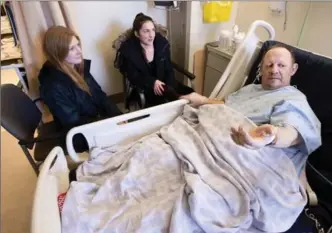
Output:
top-left (119, 33), bottom-right (176, 90)
top-left (147, 59), bottom-right (157, 78)
top-left (38, 59), bottom-right (122, 131)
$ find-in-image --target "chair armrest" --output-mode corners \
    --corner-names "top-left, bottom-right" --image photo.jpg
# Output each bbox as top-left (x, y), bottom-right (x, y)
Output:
top-left (171, 61), bottom-right (196, 80)
top-left (138, 91), bottom-right (146, 109)
top-left (33, 131), bottom-right (67, 143)
top-left (19, 131), bottom-right (67, 145)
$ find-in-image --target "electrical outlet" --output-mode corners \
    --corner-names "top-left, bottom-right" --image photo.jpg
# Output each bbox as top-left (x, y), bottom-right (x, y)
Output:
top-left (269, 2), bottom-right (286, 15)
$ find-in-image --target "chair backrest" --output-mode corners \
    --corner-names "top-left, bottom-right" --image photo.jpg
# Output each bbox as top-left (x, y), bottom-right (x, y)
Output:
top-left (1, 84), bottom-right (42, 143)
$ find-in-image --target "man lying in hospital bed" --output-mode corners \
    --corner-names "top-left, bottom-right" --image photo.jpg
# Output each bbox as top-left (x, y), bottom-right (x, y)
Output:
top-left (181, 44), bottom-right (321, 177)
top-left (61, 44), bottom-right (321, 233)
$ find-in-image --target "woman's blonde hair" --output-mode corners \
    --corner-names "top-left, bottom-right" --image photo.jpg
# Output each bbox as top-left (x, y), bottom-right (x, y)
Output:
top-left (43, 26), bottom-right (90, 94)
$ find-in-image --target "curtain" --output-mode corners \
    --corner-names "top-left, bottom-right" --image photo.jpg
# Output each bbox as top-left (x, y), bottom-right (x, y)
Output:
top-left (10, 1), bottom-right (75, 122)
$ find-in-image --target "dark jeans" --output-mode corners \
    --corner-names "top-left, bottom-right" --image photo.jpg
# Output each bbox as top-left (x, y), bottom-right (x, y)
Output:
top-left (145, 81), bottom-right (194, 107)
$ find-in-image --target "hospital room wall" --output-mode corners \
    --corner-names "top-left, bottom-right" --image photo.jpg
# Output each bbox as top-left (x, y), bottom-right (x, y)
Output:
top-left (235, 2), bottom-right (332, 57)
top-left (298, 2), bottom-right (332, 57)
top-left (186, 1), bottom-right (239, 73)
top-left (64, 1), bottom-right (167, 96)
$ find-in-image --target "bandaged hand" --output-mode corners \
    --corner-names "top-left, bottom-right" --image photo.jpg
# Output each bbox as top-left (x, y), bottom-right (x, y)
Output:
top-left (231, 124), bottom-right (278, 149)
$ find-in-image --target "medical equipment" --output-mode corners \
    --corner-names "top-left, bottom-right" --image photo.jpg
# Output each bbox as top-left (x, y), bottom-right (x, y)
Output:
top-left (202, 1), bottom-right (233, 23)
top-left (154, 1), bottom-right (177, 8)
top-left (218, 29), bottom-right (232, 50)
top-left (31, 20), bottom-right (330, 233)
top-left (218, 25), bottom-right (246, 53)
top-left (232, 32), bottom-right (246, 53)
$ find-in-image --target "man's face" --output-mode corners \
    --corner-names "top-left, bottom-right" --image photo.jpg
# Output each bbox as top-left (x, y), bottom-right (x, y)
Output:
top-left (261, 47), bottom-right (298, 90)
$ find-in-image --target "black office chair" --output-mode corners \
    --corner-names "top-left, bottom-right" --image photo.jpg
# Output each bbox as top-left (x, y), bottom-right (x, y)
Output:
top-left (112, 24), bottom-right (196, 111)
top-left (1, 84), bottom-right (67, 175)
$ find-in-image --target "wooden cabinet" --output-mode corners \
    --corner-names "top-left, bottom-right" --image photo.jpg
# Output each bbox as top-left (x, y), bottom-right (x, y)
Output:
top-left (203, 43), bottom-right (234, 96)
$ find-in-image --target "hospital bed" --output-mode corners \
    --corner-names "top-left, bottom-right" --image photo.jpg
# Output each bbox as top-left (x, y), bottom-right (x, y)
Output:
top-left (31, 20), bottom-right (331, 233)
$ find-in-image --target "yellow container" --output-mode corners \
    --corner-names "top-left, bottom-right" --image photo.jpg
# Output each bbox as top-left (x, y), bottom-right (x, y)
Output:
top-left (203, 1), bottom-right (233, 23)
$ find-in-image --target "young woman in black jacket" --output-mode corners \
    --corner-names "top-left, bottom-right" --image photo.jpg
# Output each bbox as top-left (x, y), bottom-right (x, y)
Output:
top-left (38, 26), bottom-right (122, 150)
top-left (119, 13), bottom-right (195, 107)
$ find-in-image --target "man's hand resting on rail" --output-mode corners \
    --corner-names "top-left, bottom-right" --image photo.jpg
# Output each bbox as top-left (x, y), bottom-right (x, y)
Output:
top-left (231, 124), bottom-right (302, 149)
top-left (180, 92), bottom-right (224, 107)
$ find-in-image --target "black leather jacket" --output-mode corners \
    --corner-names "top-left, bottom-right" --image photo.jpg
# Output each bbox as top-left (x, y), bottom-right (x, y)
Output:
top-left (38, 59), bottom-right (122, 131)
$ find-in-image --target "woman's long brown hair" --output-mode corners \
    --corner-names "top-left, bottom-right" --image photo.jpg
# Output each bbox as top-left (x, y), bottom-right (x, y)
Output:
top-left (43, 26), bottom-right (91, 94)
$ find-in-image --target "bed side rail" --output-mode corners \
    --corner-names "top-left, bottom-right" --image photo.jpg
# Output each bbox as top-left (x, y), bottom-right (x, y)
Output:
top-left (31, 146), bottom-right (68, 233)
top-left (66, 99), bottom-right (188, 162)
top-left (209, 20), bottom-right (275, 100)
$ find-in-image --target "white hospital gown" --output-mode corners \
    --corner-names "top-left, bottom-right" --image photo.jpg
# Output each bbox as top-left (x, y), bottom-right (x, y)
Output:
top-left (225, 84), bottom-right (322, 175)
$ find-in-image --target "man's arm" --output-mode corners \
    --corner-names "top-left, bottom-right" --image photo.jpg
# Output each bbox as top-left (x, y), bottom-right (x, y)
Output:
top-left (233, 124), bottom-right (301, 150)
top-left (268, 99), bottom-right (321, 154)
top-left (205, 99), bottom-right (225, 105)
top-left (180, 93), bottom-right (224, 107)
top-left (270, 125), bottom-right (302, 148)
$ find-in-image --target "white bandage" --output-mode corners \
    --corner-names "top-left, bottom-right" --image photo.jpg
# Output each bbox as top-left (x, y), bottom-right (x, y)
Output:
top-left (247, 134), bottom-right (276, 148)
top-left (246, 125), bottom-right (278, 148)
